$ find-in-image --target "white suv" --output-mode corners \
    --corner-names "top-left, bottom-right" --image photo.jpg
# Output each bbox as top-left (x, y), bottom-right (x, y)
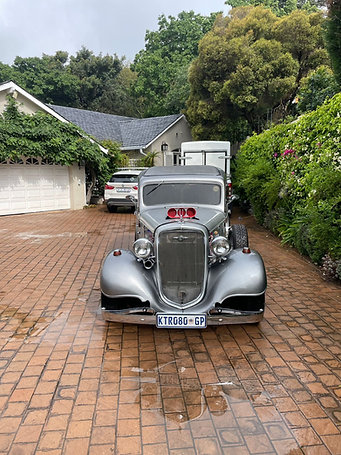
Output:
top-left (104, 169), bottom-right (143, 213)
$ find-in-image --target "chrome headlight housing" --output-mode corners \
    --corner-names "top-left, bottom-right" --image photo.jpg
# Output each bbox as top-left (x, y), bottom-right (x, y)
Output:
top-left (211, 236), bottom-right (230, 257)
top-left (133, 238), bottom-right (153, 259)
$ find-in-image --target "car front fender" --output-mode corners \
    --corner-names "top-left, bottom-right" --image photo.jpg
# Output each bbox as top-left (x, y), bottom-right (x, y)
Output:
top-left (100, 249), bottom-right (157, 303)
top-left (205, 249), bottom-right (267, 303)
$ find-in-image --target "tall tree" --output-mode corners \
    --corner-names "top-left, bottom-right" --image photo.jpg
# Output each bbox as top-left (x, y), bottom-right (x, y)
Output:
top-left (11, 52), bottom-right (80, 106)
top-left (68, 47), bottom-right (123, 110)
top-left (91, 66), bottom-right (140, 117)
top-left (0, 62), bottom-right (15, 83)
top-left (225, 0), bottom-right (327, 15)
top-left (132, 11), bottom-right (218, 117)
top-left (325, 0), bottom-right (341, 86)
top-left (1, 48), bottom-right (139, 116)
top-left (186, 6), bottom-right (329, 140)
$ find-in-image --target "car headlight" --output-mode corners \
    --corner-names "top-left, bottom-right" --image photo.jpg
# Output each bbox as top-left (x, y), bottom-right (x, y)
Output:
top-left (211, 236), bottom-right (230, 257)
top-left (133, 238), bottom-right (153, 259)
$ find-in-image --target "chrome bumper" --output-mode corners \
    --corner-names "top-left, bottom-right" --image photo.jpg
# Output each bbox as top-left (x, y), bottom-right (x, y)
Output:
top-left (101, 307), bottom-right (264, 325)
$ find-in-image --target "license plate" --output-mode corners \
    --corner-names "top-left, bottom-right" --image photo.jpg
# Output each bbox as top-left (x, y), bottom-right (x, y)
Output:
top-left (116, 188), bottom-right (130, 193)
top-left (156, 314), bottom-right (207, 329)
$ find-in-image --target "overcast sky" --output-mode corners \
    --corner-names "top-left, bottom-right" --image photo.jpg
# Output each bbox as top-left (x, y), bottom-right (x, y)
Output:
top-left (0, 0), bottom-right (230, 65)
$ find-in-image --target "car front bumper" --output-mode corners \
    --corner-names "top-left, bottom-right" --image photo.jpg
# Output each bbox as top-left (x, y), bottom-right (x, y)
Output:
top-left (101, 307), bottom-right (264, 325)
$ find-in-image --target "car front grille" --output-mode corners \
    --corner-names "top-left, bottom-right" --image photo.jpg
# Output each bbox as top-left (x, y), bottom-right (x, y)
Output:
top-left (157, 228), bottom-right (206, 306)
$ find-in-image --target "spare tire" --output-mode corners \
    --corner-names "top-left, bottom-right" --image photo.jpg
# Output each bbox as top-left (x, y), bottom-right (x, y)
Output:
top-left (231, 224), bottom-right (249, 249)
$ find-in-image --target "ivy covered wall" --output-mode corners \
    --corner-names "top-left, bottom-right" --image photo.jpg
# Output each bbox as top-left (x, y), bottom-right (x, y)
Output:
top-left (0, 98), bottom-right (121, 201)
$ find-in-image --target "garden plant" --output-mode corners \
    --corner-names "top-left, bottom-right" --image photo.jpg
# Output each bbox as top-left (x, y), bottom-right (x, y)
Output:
top-left (235, 93), bottom-right (341, 280)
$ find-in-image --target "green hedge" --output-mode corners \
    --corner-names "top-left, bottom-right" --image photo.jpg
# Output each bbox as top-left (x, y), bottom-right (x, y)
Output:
top-left (235, 93), bottom-right (341, 280)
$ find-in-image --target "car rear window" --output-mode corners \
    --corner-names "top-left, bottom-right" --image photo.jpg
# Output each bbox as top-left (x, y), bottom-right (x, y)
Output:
top-left (109, 174), bottom-right (139, 183)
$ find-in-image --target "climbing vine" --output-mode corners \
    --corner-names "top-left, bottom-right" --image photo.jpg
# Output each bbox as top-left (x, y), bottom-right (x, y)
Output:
top-left (0, 97), bottom-right (121, 198)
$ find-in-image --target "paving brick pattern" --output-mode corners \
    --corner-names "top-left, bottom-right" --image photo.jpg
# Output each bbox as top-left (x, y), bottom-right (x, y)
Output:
top-left (0, 206), bottom-right (340, 454)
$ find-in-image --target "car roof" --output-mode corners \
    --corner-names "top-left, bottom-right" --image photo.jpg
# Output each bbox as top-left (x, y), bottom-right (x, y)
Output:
top-left (112, 169), bottom-right (142, 175)
top-left (141, 165), bottom-right (224, 178)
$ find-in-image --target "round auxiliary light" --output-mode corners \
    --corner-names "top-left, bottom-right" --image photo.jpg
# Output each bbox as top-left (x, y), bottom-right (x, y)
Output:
top-left (211, 236), bottom-right (230, 257)
top-left (167, 208), bottom-right (177, 218)
top-left (186, 207), bottom-right (196, 218)
top-left (178, 208), bottom-right (186, 217)
top-left (133, 238), bottom-right (153, 259)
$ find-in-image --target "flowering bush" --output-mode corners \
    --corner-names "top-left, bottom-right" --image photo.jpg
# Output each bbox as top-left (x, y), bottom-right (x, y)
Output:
top-left (235, 93), bottom-right (341, 280)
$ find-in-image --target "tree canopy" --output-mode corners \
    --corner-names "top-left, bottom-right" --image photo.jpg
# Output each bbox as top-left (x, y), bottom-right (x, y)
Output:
top-left (225, 0), bottom-right (327, 15)
top-left (0, 4), bottom-right (337, 136)
top-left (132, 11), bottom-right (218, 117)
top-left (186, 6), bottom-right (329, 141)
top-left (0, 48), bottom-right (140, 117)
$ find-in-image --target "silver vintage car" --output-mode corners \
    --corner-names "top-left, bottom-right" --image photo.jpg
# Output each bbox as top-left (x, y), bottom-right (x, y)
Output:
top-left (100, 165), bottom-right (267, 328)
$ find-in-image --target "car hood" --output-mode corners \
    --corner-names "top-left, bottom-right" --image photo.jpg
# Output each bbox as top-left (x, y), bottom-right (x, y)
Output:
top-left (139, 207), bottom-right (226, 233)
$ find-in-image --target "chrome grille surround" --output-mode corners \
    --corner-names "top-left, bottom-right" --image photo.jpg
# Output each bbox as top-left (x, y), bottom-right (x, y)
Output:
top-left (155, 223), bottom-right (208, 309)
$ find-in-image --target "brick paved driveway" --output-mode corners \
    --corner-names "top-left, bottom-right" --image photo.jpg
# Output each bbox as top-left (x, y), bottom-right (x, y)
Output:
top-left (0, 206), bottom-right (340, 455)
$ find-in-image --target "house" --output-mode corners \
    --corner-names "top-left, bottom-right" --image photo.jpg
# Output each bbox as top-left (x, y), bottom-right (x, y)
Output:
top-left (49, 105), bottom-right (192, 166)
top-left (0, 81), bottom-right (192, 216)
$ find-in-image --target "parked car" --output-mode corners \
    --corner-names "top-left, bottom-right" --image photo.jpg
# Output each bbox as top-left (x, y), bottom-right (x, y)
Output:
top-left (104, 169), bottom-right (143, 213)
top-left (100, 165), bottom-right (267, 328)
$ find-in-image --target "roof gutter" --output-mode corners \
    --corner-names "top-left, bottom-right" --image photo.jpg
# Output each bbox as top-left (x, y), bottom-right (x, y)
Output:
top-left (120, 145), bottom-right (146, 151)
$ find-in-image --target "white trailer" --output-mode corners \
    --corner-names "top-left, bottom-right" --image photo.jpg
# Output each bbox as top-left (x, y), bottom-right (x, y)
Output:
top-left (180, 141), bottom-right (231, 175)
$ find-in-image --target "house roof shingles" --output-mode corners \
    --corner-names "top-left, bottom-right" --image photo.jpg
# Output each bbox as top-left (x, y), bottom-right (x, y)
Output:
top-left (49, 104), bottom-right (182, 149)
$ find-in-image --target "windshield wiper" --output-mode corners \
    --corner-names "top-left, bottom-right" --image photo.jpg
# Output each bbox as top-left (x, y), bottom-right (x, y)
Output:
top-left (146, 181), bottom-right (164, 196)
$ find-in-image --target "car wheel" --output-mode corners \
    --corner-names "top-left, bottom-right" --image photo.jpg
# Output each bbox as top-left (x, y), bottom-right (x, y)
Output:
top-left (231, 224), bottom-right (249, 249)
top-left (108, 206), bottom-right (117, 213)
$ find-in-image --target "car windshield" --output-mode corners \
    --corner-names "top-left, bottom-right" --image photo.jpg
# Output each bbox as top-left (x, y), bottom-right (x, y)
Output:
top-left (143, 183), bottom-right (221, 206)
top-left (109, 174), bottom-right (138, 183)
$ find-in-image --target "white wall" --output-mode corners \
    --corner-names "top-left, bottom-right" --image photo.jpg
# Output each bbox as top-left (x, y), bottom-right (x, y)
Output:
top-left (69, 163), bottom-right (86, 209)
top-left (0, 89), bottom-right (38, 115)
top-left (145, 116), bottom-right (193, 166)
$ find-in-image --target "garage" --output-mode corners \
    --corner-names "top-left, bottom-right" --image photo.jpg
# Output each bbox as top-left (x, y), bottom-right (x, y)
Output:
top-left (0, 158), bottom-right (71, 215)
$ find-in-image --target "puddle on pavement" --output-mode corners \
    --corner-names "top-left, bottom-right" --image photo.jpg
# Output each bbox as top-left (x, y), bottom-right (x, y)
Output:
top-left (0, 305), bottom-right (63, 341)
top-left (15, 231), bottom-right (87, 243)
top-left (87, 229), bottom-right (102, 236)
top-left (118, 361), bottom-right (299, 450)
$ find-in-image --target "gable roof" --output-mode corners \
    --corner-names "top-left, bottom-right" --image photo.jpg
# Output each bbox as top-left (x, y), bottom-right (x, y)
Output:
top-left (0, 80), bottom-right (68, 123)
top-left (49, 104), bottom-right (184, 150)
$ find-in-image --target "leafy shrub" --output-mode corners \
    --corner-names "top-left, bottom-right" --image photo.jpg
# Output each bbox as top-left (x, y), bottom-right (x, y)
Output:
top-left (297, 66), bottom-right (339, 114)
top-left (235, 93), bottom-right (341, 278)
top-left (138, 150), bottom-right (160, 167)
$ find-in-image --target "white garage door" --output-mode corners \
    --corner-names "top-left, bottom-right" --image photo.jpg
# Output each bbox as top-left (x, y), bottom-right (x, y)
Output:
top-left (0, 161), bottom-right (71, 215)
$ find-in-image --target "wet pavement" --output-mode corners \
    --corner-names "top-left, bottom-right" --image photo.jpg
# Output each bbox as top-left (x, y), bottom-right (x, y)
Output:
top-left (0, 206), bottom-right (340, 455)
